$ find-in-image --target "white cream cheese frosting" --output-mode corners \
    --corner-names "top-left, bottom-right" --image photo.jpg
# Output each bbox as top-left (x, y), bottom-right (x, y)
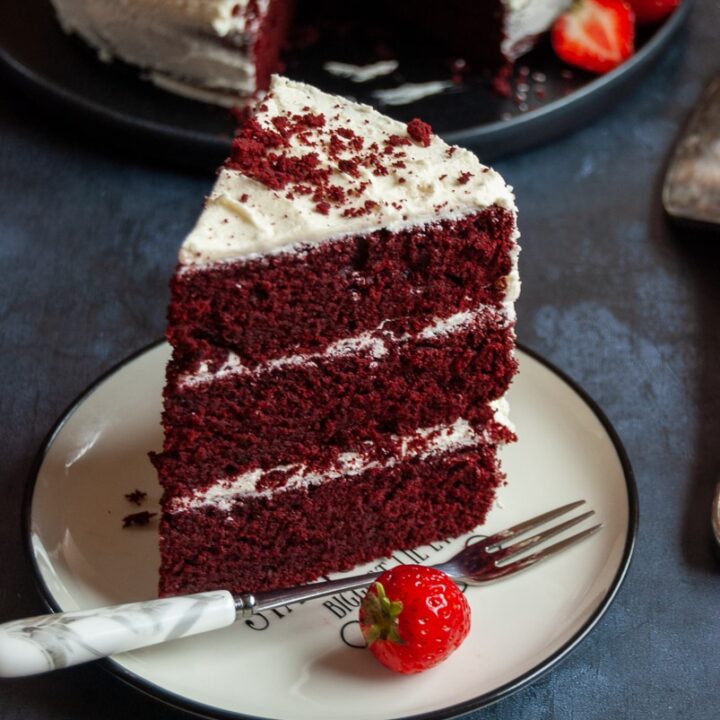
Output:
top-left (179, 76), bottom-right (517, 265)
top-left (49, 0), bottom-right (264, 104)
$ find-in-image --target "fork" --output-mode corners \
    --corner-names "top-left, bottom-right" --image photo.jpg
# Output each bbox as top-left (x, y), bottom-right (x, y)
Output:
top-left (0, 500), bottom-right (600, 678)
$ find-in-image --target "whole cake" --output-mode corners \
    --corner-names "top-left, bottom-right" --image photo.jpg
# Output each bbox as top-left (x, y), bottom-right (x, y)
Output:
top-left (153, 76), bottom-right (520, 596)
top-left (50, 0), bottom-right (569, 106)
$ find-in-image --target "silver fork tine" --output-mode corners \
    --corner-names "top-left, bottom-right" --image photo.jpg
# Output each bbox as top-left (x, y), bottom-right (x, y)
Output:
top-left (492, 524), bottom-right (603, 579)
top-left (479, 500), bottom-right (586, 551)
top-left (493, 510), bottom-right (596, 563)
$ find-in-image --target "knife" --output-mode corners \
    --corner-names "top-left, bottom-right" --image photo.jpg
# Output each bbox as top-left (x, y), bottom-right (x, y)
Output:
top-left (663, 73), bottom-right (720, 230)
top-left (664, 75), bottom-right (720, 556)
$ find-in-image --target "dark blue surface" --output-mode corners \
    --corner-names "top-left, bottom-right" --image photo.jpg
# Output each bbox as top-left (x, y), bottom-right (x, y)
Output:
top-left (1, 3), bottom-right (719, 718)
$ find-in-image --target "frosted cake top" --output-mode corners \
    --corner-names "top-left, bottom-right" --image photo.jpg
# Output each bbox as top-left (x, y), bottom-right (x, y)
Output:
top-left (180, 76), bottom-right (516, 265)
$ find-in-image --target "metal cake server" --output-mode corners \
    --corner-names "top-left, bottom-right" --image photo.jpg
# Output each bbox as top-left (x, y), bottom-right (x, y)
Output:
top-left (664, 74), bottom-right (720, 553)
top-left (0, 500), bottom-right (600, 678)
top-left (663, 73), bottom-right (720, 229)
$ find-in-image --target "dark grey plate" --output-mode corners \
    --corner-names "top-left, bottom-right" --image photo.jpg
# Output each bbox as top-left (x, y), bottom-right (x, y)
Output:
top-left (0, 0), bottom-right (691, 170)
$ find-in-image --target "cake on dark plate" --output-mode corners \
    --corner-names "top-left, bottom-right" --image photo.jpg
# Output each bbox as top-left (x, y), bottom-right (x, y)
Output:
top-left (50, 0), bottom-right (570, 105)
top-left (49, 0), bottom-right (295, 105)
top-left (152, 76), bottom-right (520, 596)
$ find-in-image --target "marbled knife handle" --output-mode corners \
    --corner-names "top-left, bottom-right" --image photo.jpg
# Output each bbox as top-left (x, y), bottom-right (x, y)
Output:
top-left (0, 590), bottom-right (235, 678)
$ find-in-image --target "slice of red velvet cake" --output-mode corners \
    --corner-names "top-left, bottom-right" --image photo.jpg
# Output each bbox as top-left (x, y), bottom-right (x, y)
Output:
top-left (153, 75), bottom-right (520, 596)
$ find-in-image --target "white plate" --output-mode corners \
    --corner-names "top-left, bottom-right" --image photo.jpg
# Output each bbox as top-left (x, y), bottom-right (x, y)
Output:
top-left (26, 343), bottom-right (636, 720)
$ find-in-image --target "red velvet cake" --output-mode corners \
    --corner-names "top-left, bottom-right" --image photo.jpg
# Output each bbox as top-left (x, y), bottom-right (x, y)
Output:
top-left (48, 0), bottom-right (296, 105)
top-left (50, 0), bottom-right (569, 106)
top-left (153, 76), bottom-right (520, 596)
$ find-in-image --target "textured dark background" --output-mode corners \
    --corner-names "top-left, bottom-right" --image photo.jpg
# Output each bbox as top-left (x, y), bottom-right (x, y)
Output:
top-left (2, 2), bottom-right (720, 718)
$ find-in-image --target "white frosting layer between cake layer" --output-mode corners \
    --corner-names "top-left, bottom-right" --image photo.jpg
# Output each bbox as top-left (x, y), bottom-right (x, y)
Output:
top-left (180, 298), bottom-right (518, 388)
top-left (180, 76), bottom-right (517, 265)
top-left (49, 0), bottom-right (264, 102)
top-left (169, 412), bottom-right (510, 513)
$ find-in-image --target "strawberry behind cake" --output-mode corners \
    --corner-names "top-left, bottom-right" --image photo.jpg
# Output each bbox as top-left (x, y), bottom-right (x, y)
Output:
top-left (152, 76), bottom-right (520, 596)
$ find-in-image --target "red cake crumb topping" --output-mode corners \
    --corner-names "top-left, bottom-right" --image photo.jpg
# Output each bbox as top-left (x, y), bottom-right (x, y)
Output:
top-left (457, 172), bottom-right (473, 185)
top-left (123, 511), bottom-right (157, 528)
top-left (337, 127), bottom-right (363, 145)
top-left (406, 119), bottom-right (433, 147)
top-left (224, 101), bottom-right (447, 217)
top-left (342, 200), bottom-right (379, 217)
top-left (384, 135), bottom-right (411, 153)
top-left (338, 158), bottom-right (360, 176)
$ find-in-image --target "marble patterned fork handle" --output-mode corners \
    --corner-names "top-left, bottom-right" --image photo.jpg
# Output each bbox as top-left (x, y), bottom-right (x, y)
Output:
top-left (0, 591), bottom-right (235, 678)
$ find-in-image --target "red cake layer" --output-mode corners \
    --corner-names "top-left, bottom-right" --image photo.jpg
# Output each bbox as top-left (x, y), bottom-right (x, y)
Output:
top-left (167, 208), bottom-right (515, 372)
top-left (159, 445), bottom-right (506, 596)
top-left (252, 0), bottom-right (296, 91)
top-left (154, 313), bottom-right (516, 497)
top-left (157, 209), bottom-right (518, 596)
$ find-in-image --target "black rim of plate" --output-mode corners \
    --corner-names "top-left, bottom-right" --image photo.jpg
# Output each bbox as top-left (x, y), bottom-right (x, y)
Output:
top-left (0, 1), bottom-right (691, 164)
top-left (22, 340), bottom-right (638, 720)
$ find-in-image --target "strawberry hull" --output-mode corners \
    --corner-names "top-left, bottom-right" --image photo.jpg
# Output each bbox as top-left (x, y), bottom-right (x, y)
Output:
top-left (360, 565), bottom-right (472, 674)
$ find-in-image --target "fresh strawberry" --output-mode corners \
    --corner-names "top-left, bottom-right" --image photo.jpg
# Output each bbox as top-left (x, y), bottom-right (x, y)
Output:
top-left (552, 0), bottom-right (636, 75)
top-left (359, 565), bottom-right (471, 674)
top-left (626, 0), bottom-right (679, 23)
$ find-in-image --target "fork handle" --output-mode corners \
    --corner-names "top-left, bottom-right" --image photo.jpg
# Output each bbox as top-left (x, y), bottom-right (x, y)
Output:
top-left (0, 591), bottom-right (235, 678)
top-left (0, 569), bottom-right (408, 678)
top-left (0, 571), bottom-right (388, 678)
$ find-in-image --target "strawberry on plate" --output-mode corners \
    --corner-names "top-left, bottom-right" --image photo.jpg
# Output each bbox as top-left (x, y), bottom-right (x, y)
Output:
top-left (627, 0), bottom-right (680, 23)
top-left (359, 565), bottom-right (471, 674)
top-left (552, 0), bottom-right (636, 75)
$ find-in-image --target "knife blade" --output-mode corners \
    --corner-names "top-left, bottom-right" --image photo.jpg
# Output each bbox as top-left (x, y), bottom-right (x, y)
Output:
top-left (663, 74), bottom-right (720, 230)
